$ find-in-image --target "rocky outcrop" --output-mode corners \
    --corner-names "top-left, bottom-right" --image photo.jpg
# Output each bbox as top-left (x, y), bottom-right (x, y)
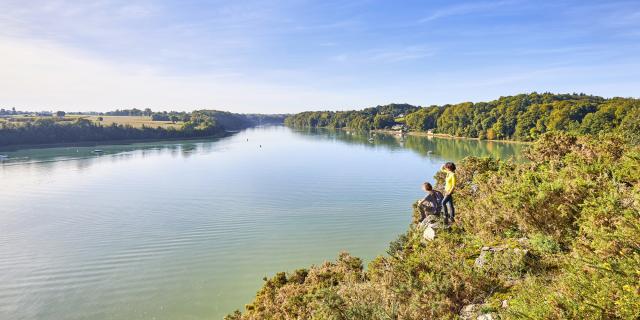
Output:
top-left (474, 246), bottom-right (529, 270)
top-left (460, 304), bottom-right (495, 320)
top-left (418, 215), bottom-right (442, 241)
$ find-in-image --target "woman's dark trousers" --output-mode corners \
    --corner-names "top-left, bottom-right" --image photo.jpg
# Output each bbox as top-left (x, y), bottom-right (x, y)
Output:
top-left (442, 194), bottom-right (454, 223)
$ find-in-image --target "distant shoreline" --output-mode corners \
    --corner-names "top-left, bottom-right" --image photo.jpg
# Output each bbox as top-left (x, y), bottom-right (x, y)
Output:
top-left (370, 129), bottom-right (532, 144)
top-left (0, 132), bottom-right (231, 152)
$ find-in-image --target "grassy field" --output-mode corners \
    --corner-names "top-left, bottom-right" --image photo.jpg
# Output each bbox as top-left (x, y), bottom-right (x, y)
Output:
top-left (79, 115), bottom-right (182, 129)
top-left (0, 115), bottom-right (182, 129)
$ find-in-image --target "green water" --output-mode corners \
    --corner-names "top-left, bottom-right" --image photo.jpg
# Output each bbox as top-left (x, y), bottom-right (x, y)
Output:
top-left (0, 126), bottom-right (525, 319)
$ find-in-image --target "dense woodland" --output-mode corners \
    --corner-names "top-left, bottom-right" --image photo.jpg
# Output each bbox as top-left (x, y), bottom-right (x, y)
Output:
top-left (227, 131), bottom-right (640, 319)
top-left (0, 110), bottom-right (285, 147)
top-left (285, 93), bottom-right (640, 142)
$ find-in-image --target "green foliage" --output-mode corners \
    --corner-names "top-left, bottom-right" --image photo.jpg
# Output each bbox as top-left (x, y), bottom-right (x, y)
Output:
top-left (0, 110), bottom-right (285, 147)
top-left (373, 114), bottom-right (395, 129)
top-left (230, 132), bottom-right (640, 320)
top-left (285, 93), bottom-right (640, 143)
top-left (529, 233), bottom-right (560, 254)
top-left (404, 106), bottom-right (441, 131)
top-left (284, 104), bottom-right (419, 130)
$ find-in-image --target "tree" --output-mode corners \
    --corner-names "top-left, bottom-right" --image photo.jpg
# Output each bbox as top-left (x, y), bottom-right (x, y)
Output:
top-left (56, 111), bottom-right (66, 118)
top-left (405, 107), bottom-right (440, 131)
top-left (373, 114), bottom-right (395, 129)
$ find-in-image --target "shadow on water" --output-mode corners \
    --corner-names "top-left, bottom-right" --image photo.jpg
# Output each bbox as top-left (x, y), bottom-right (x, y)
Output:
top-left (291, 127), bottom-right (527, 162)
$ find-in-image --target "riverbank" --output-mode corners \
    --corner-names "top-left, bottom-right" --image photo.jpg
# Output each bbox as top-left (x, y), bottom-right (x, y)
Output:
top-left (0, 132), bottom-right (231, 152)
top-left (371, 128), bottom-right (533, 144)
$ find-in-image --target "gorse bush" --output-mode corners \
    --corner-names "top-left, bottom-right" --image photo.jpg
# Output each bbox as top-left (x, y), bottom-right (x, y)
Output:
top-left (228, 132), bottom-right (640, 320)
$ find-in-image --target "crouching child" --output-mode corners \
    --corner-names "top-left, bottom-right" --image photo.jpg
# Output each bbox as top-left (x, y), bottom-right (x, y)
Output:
top-left (417, 182), bottom-right (444, 223)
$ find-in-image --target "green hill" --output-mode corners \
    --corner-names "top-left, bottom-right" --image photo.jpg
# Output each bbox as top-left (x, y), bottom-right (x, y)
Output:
top-left (226, 131), bottom-right (640, 319)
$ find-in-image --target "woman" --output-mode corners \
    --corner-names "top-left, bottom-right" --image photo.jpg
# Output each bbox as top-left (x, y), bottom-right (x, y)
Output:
top-left (441, 162), bottom-right (456, 225)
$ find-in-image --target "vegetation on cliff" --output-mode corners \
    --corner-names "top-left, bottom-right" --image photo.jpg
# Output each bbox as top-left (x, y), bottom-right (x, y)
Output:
top-left (227, 131), bottom-right (639, 319)
top-left (284, 93), bottom-right (640, 142)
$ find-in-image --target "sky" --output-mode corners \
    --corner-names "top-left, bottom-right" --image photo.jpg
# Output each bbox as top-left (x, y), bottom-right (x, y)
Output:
top-left (1, 0), bottom-right (639, 113)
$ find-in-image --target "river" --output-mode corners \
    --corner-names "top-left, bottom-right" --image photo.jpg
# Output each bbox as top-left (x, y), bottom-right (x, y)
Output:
top-left (0, 126), bottom-right (524, 319)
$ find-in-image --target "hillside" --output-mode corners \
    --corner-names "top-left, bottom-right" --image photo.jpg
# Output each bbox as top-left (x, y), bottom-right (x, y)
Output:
top-left (284, 93), bottom-right (640, 142)
top-left (226, 131), bottom-right (640, 319)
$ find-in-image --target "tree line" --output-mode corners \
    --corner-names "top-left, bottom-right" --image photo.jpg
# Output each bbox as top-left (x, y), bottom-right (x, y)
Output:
top-left (0, 110), bottom-right (285, 147)
top-left (284, 93), bottom-right (640, 142)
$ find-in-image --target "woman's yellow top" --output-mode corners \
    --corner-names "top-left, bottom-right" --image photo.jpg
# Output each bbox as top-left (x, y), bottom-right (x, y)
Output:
top-left (444, 171), bottom-right (456, 194)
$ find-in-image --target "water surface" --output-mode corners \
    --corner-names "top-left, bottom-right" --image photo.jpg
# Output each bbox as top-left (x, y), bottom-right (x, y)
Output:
top-left (0, 126), bottom-right (524, 319)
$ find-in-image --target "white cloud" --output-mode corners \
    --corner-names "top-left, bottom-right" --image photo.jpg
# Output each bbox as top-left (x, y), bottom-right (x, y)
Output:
top-left (0, 36), bottom-right (355, 113)
top-left (419, 0), bottom-right (521, 23)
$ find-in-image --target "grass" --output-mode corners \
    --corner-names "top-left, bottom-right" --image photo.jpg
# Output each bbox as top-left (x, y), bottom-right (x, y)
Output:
top-left (80, 115), bottom-right (182, 129)
top-left (1, 115), bottom-right (182, 129)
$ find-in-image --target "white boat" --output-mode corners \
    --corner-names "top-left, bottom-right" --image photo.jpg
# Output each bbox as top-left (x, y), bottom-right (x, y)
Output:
top-left (92, 149), bottom-right (104, 154)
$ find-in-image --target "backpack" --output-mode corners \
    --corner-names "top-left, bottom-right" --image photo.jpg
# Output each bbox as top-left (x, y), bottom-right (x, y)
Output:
top-left (432, 190), bottom-right (444, 214)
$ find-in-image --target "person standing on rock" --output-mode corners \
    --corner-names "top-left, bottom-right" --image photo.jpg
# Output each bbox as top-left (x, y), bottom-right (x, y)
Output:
top-left (441, 162), bottom-right (457, 225)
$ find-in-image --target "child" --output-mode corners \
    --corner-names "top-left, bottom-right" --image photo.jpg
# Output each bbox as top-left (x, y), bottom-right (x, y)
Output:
top-left (418, 182), bottom-right (443, 222)
top-left (441, 162), bottom-right (457, 225)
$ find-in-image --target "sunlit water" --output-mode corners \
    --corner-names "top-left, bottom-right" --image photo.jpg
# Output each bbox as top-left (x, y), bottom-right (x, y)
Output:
top-left (0, 126), bottom-right (525, 319)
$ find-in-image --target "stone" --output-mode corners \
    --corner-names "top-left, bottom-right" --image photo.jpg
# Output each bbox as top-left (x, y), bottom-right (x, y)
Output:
top-left (474, 250), bottom-right (489, 268)
top-left (460, 303), bottom-right (495, 320)
top-left (474, 245), bottom-right (528, 269)
top-left (477, 313), bottom-right (495, 320)
top-left (460, 304), bottom-right (480, 320)
top-left (424, 214), bottom-right (438, 224)
top-left (423, 226), bottom-right (436, 241)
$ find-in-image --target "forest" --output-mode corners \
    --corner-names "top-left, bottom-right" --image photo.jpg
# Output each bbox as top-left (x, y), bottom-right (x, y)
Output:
top-left (0, 110), bottom-right (285, 147)
top-left (284, 93), bottom-right (640, 142)
top-left (226, 131), bottom-right (640, 320)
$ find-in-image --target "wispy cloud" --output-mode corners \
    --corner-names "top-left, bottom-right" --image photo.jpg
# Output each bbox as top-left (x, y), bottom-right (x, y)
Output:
top-left (0, 0), bottom-right (638, 111)
top-left (329, 46), bottom-right (435, 64)
top-left (418, 0), bottom-right (520, 23)
top-left (368, 46), bottom-right (435, 63)
top-left (0, 36), bottom-right (356, 112)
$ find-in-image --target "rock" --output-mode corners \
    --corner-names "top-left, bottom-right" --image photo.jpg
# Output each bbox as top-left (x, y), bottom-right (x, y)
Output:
top-left (475, 246), bottom-right (503, 268)
top-left (424, 214), bottom-right (438, 224)
top-left (474, 245), bottom-right (528, 270)
top-left (422, 220), bottom-right (443, 241)
top-left (474, 251), bottom-right (488, 268)
top-left (460, 303), bottom-right (495, 320)
top-left (460, 304), bottom-right (480, 320)
top-left (477, 313), bottom-right (495, 320)
top-left (423, 225), bottom-right (436, 241)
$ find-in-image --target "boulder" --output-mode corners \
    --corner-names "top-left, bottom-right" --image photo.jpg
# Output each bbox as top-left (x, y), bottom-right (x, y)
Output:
top-left (474, 246), bottom-right (506, 268)
top-left (422, 221), bottom-right (442, 241)
top-left (474, 245), bottom-right (531, 280)
top-left (423, 225), bottom-right (436, 241)
top-left (460, 304), bottom-right (495, 320)
top-left (460, 304), bottom-right (481, 320)
top-left (477, 313), bottom-right (495, 320)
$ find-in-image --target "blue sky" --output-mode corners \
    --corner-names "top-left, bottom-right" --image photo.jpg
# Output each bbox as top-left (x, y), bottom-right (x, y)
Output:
top-left (1, 0), bottom-right (639, 112)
